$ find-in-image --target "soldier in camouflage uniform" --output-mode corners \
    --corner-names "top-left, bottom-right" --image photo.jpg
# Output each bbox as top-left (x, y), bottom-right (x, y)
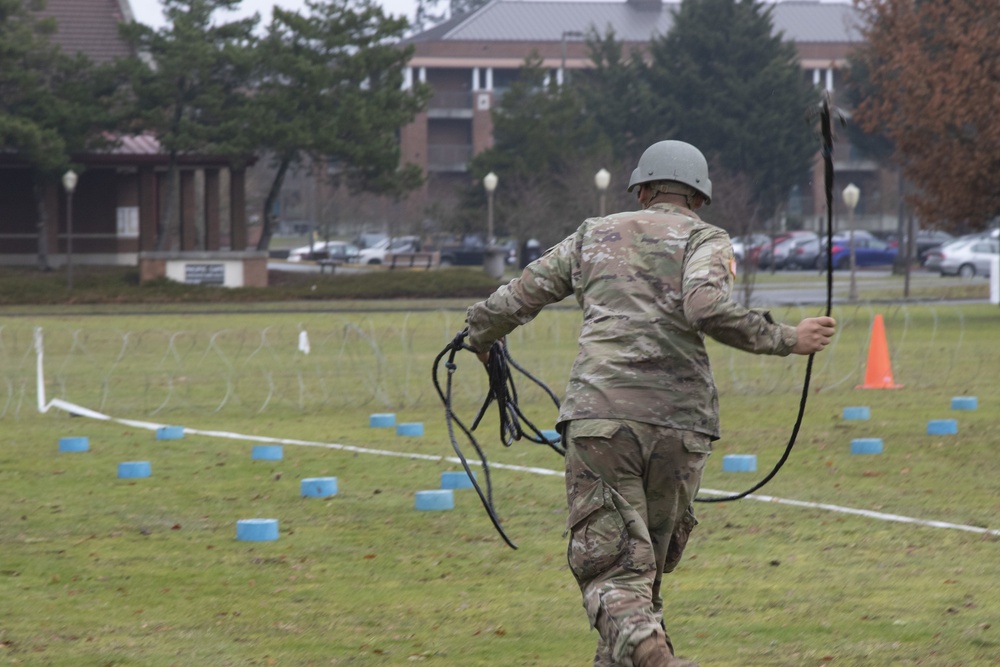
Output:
top-left (465, 140), bottom-right (836, 667)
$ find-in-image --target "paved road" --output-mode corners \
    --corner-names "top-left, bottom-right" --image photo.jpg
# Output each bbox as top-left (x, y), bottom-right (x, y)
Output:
top-left (736, 269), bottom-right (972, 307)
top-left (270, 261), bottom-right (991, 308)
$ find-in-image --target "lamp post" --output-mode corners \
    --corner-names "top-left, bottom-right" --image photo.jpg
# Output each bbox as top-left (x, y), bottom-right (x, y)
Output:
top-left (481, 172), bottom-right (504, 279)
top-left (483, 171), bottom-right (498, 244)
top-left (560, 30), bottom-right (584, 84)
top-left (62, 169), bottom-right (78, 290)
top-left (594, 168), bottom-right (610, 217)
top-left (842, 182), bottom-right (860, 302)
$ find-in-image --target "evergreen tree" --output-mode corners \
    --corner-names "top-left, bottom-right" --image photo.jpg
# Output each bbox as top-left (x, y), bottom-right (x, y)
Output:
top-left (842, 52), bottom-right (893, 164)
top-left (247, 0), bottom-right (429, 250)
top-left (118, 0), bottom-right (259, 250)
top-left (573, 28), bottom-right (659, 166)
top-left (413, 0), bottom-right (446, 32)
top-left (467, 55), bottom-right (612, 244)
top-left (643, 0), bottom-right (819, 218)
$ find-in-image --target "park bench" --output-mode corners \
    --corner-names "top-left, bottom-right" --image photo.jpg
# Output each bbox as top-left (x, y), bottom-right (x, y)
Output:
top-left (387, 251), bottom-right (439, 270)
top-left (317, 258), bottom-right (344, 274)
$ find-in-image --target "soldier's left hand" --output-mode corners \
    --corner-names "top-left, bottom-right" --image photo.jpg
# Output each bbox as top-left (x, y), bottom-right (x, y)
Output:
top-left (792, 316), bottom-right (836, 354)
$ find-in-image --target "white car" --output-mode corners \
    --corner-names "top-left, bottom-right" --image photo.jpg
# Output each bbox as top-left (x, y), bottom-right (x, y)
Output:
top-left (356, 236), bottom-right (421, 265)
top-left (938, 237), bottom-right (999, 278)
top-left (730, 233), bottom-right (770, 264)
top-left (287, 241), bottom-right (359, 263)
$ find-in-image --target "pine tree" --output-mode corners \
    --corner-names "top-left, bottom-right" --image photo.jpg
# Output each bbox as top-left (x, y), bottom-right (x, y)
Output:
top-left (247, 0), bottom-right (429, 249)
top-left (118, 0), bottom-right (259, 250)
top-left (643, 0), bottom-right (818, 217)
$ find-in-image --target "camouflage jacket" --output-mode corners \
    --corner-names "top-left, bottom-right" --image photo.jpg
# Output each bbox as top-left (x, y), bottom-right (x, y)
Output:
top-left (465, 202), bottom-right (798, 439)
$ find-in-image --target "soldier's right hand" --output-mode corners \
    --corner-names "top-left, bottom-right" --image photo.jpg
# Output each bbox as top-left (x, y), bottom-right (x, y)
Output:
top-left (792, 316), bottom-right (836, 355)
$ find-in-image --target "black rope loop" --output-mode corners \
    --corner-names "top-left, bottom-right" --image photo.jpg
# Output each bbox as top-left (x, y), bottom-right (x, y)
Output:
top-left (432, 331), bottom-right (564, 549)
top-left (695, 91), bottom-right (841, 503)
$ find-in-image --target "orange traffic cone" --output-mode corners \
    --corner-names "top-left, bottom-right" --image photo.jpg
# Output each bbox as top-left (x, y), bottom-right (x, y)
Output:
top-left (856, 314), bottom-right (903, 389)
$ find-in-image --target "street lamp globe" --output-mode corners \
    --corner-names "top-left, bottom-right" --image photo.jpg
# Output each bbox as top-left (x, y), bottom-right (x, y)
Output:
top-left (62, 169), bottom-right (78, 193)
top-left (594, 168), bottom-right (610, 192)
top-left (483, 171), bottom-right (498, 193)
top-left (594, 168), bottom-right (611, 217)
top-left (842, 182), bottom-right (859, 211)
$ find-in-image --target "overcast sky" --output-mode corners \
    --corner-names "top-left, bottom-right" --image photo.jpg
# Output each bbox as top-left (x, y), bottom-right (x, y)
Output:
top-left (129, 0), bottom-right (423, 29)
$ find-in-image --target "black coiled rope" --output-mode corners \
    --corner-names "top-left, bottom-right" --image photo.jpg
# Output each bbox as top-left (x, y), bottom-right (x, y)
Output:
top-left (432, 329), bottom-right (562, 549)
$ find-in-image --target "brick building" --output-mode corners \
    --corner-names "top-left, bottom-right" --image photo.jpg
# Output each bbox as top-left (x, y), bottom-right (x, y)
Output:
top-left (0, 0), bottom-right (257, 280)
top-left (400, 0), bottom-right (888, 231)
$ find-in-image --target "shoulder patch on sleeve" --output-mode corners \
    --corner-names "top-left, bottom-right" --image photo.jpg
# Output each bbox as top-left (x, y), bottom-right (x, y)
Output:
top-left (730, 256), bottom-right (737, 277)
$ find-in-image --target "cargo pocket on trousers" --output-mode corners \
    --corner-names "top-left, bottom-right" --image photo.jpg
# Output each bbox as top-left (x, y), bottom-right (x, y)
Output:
top-left (663, 506), bottom-right (699, 574)
top-left (566, 476), bottom-right (629, 582)
top-left (681, 431), bottom-right (713, 455)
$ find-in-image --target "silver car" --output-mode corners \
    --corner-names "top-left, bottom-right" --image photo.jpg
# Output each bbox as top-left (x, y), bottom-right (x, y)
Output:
top-left (938, 237), bottom-right (999, 278)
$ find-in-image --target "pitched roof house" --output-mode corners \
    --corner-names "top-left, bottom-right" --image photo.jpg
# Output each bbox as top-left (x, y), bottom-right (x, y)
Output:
top-left (0, 0), bottom-right (259, 284)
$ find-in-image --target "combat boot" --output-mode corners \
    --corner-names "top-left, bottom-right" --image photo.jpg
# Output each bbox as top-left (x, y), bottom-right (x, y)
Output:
top-left (632, 631), bottom-right (701, 667)
top-left (632, 631), bottom-right (671, 667)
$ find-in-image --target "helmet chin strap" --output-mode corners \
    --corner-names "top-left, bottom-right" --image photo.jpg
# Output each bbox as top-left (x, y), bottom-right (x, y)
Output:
top-left (649, 181), bottom-right (698, 209)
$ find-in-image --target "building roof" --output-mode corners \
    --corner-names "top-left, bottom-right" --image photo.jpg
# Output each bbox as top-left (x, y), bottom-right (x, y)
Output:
top-left (35, 0), bottom-right (135, 64)
top-left (406, 0), bottom-right (862, 45)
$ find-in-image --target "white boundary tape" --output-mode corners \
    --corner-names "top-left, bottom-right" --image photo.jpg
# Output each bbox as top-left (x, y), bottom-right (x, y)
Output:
top-left (33, 327), bottom-right (999, 538)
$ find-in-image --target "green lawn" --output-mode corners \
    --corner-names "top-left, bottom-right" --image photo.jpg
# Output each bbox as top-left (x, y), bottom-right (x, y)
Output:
top-left (1, 302), bottom-right (998, 666)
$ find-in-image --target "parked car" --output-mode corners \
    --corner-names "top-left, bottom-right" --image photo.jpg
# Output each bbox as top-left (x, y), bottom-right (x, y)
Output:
top-left (784, 237), bottom-right (822, 270)
top-left (884, 230), bottom-right (955, 264)
top-left (756, 231), bottom-right (818, 270)
top-left (925, 230), bottom-right (998, 271)
top-left (287, 240), bottom-right (359, 263)
top-left (437, 236), bottom-right (485, 267)
top-left (817, 235), bottom-right (897, 270)
top-left (356, 235), bottom-right (421, 265)
top-left (730, 233), bottom-right (770, 265)
top-left (352, 232), bottom-right (388, 250)
top-left (938, 237), bottom-right (999, 278)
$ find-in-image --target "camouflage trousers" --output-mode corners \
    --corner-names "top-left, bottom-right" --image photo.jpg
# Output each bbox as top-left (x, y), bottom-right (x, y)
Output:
top-left (563, 419), bottom-right (709, 667)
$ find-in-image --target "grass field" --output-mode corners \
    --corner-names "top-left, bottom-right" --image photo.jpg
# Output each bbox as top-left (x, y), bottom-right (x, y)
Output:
top-left (2, 300), bottom-right (999, 666)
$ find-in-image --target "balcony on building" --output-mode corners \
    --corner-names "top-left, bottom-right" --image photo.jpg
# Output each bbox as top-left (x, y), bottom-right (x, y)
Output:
top-left (428, 91), bottom-right (474, 118)
top-left (427, 144), bottom-right (474, 172)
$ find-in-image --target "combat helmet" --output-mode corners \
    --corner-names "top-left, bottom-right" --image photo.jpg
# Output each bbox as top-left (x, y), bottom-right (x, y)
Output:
top-left (627, 140), bottom-right (712, 205)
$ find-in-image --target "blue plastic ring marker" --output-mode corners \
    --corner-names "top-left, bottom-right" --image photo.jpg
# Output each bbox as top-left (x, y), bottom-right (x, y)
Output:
top-left (397, 422), bottom-right (424, 437)
top-left (301, 477), bottom-right (338, 498)
top-left (721, 454), bottom-right (757, 472)
top-left (236, 518), bottom-right (279, 541)
top-left (842, 406), bottom-right (871, 420)
top-left (369, 413), bottom-right (396, 428)
top-left (851, 438), bottom-right (883, 455)
top-left (156, 426), bottom-right (184, 440)
top-left (441, 471), bottom-right (475, 489)
top-left (252, 445), bottom-right (283, 461)
top-left (927, 419), bottom-right (958, 435)
top-left (59, 436), bottom-right (90, 452)
top-left (951, 397), bottom-right (977, 411)
top-left (415, 490), bottom-right (454, 511)
top-left (118, 461), bottom-right (152, 478)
